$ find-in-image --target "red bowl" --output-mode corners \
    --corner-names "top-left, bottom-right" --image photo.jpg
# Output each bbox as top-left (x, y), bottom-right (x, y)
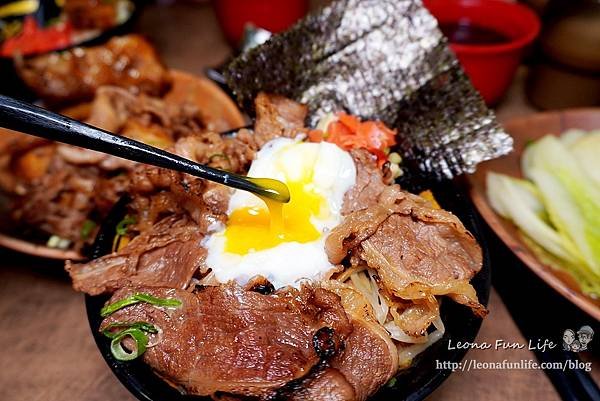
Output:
top-left (213, 0), bottom-right (308, 47)
top-left (425, 0), bottom-right (540, 105)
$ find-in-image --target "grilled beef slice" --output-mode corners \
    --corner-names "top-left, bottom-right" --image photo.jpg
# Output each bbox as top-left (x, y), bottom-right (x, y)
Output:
top-left (66, 215), bottom-right (204, 295)
top-left (100, 284), bottom-right (352, 399)
top-left (327, 185), bottom-right (486, 316)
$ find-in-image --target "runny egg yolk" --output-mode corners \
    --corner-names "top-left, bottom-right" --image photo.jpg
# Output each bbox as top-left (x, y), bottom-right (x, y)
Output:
top-left (203, 138), bottom-right (357, 290)
top-left (224, 179), bottom-right (324, 254)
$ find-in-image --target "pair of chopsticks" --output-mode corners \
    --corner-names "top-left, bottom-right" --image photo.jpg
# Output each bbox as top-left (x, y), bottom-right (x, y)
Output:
top-left (0, 95), bottom-right (289, 203)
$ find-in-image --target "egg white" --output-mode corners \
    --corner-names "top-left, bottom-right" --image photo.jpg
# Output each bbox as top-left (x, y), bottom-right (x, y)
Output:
top-left (203, 137), bottom-right (356, 289)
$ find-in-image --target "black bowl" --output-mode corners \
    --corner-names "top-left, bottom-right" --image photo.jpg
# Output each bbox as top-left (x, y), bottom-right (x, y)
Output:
top-left (85, 177), bottom-right (491, 401)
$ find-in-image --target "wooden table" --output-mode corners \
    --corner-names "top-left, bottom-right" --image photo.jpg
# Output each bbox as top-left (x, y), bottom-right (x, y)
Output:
top-left (0, 3), bottom-right (597, 401)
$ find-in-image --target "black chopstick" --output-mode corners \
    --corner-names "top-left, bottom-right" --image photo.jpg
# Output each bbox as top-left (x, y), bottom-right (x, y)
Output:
top-left (0, 95), bottom-right (289, 203)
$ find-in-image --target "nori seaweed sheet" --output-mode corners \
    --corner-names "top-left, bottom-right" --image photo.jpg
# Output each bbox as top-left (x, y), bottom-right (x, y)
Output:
top-left (224, 0), bottom-right (513, 179)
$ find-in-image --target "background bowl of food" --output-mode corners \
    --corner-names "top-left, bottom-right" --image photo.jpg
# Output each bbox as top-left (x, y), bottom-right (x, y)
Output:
top-left (0, 35), bottom-right (245, 260)
top-left (0, 0), bottom-right (141, 100)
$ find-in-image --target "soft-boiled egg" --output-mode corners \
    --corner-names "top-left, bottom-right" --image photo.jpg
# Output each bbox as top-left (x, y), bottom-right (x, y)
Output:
top-left (203, 137), bottom-right (356, 289)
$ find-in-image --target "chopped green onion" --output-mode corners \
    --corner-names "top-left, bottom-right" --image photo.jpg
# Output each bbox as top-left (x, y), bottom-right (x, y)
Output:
top-left (101, 293), bottom-right (182, 317)
top-left (115, 215), bottom-right (136, 236)
top-left (102, 321), bottom-right (157, 339)
top-left (109, 327), bottom-right (149, 361)
top-left (80, 219), bottom-right (97, 240)
top-left (386, 377), bottom-right (397, 387)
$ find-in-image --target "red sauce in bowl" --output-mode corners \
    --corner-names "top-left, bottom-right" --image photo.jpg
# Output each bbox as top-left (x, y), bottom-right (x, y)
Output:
top-left (439, 21), bottom-right (511, 46)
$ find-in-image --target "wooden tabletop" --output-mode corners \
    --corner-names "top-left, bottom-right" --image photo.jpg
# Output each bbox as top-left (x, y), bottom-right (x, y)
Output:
top-left (0, 3), bottom-right (597, 401)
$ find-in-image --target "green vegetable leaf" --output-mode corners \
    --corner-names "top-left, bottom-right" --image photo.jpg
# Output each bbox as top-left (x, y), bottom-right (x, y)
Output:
top-left (567, 130), bottom-right (600, 189)
top-left (487, 172), bottom-right (575, 263)
top-left (523, 135), bottom-right (600, 275)
top-left (489, 131), bottom-right (600, 297)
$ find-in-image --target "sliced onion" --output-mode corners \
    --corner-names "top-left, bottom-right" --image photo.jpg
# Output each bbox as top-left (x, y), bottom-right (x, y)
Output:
top-left (397, 323), bottom-right (446, 367)
top-left (384, 321), bottom-right (428, 344)
top-left (349, 270), bottom-right (388, 325)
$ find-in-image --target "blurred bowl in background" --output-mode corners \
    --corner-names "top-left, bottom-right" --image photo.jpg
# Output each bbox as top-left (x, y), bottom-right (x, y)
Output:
top-left (0, 0), bottom-right (141, 100)
top-left (526, 0), bottom-right (600, 109)
top-left (425, 0), bottom-right (540, 105)
top-left (212, 0), bottom-right (308, 48)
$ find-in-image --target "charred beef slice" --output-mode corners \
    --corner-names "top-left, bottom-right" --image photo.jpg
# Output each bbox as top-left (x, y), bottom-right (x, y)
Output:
top-left (100, 284), bottom-right (353, 399)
